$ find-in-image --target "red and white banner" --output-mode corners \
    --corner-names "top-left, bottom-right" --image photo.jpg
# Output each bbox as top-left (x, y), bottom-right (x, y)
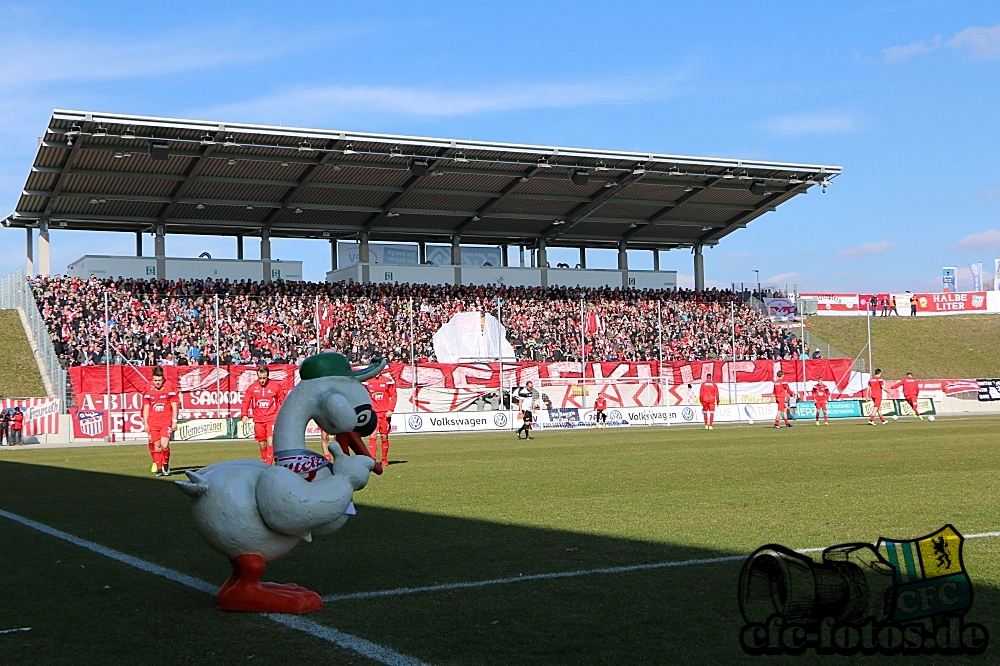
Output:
top-left (801, 293), bottom-right (859, 312)
top-left (763, 297), bottom-right (796, 322)
top-left (68, 360), bottom-right (854, 438)
top-left (1, 398), bottom-right (60, 435)
top-left (914, 292), bottom-right (987, 313)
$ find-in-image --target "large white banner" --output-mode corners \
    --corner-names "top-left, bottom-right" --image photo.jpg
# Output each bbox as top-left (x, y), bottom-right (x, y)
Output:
top-left (399, 410), bottom-right (518, 434)
top-left (763, 297), bottom-right (796, 322)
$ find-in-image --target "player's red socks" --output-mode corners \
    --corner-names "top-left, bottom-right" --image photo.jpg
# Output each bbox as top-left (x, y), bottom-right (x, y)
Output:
top-left (148, 441), bottom-right (156, 457)
top-left (152, 450), bottom-right (163, 468)
top-left (369, 436), bottom-right (378, 459)
top-left (260, 446), bottom-right (275, 464)
top-left (381, 438), bottom-right (389, 465)
top-left (708, 413), bottom-right (714, 426)
top-left (162, 447), bottom-right (170, 466)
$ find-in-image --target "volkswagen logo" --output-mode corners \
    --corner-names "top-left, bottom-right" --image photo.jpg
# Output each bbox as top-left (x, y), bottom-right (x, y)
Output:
top-left (493, 412), bottom-right (508, 427)
top-left (682, 407), bottom-right (695, 421)
top-left (610, 410), bottom-right (623, 422)
top-left (407, 415), bottom-right (423, 431)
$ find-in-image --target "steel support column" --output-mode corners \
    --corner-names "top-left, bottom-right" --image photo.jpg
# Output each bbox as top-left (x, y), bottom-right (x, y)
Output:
top-left (154, 224), bottom-right (166, 280)
top-left (330, 239), bottom-right (338, 272)
top-left (653, 248), bottom-right (659, 272)
top-left (38, 220), bottom-right (50, 277)
top-left (359, 231), bottom-right (370, 284)
top-left (538, 239), bottom-right (547, 287)
top-left (260, 227), bottom-right (271, 282)
top-left (237, 235), bottom-right (244, 260)
top-left (618, 240), bottom-right (628, 288)
top-left (579, 247), bottom-right (586, 269)
top-left (694, 244), bottom-right (705, 292)
top-left (25, 228), bottom-right (33, 276)
top-left (451, 234), bottom-right (462, 285)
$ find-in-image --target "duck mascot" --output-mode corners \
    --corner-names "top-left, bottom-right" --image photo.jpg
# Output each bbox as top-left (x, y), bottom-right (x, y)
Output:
top-left (176, 353), bottom-right (385, 614)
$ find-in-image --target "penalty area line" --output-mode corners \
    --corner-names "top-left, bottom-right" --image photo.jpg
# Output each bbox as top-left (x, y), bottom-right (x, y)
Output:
top-left (0, 508), bottom-right (429, 666)
top-left (323, 530), bottom-right (1000, 604)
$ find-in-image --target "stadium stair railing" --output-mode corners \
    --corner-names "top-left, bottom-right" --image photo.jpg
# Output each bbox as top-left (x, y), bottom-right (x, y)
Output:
top-left (0, 268), bottom-right (69, 411)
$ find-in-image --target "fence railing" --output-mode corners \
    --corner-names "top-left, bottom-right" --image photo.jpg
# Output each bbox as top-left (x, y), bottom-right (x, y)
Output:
top-left (0, 269), bottom-right (68, 411)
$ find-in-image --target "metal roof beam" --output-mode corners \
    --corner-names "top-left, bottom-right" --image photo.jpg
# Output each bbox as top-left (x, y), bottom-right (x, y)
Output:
top-left (361, 148), bottom-right (455, 231)
top-left (697, 189), bottom-right (796, 244)
top-left (38, 120), bottom-right (90, 221)
top-left (545, 169), bottom-right (648, 242)
top-left (154, 130), bottom-right (227, 226)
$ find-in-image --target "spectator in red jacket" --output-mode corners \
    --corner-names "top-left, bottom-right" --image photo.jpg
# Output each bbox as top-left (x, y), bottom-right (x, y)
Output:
top-left (9, 408), bottom-right (24, 446)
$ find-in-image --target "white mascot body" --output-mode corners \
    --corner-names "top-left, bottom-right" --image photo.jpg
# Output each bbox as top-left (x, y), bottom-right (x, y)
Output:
top-left (176, 353), bottom-right (384, 614)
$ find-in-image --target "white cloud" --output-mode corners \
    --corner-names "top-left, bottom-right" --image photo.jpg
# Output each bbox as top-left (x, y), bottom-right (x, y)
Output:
top-left (951, 229), bottom-right (1000, 251)
top-left (0, 25), bottom-right (335, 88)
top-left (761, 272), bottom-right (800, 285)
top-left (193, 77), bottom-right (672, 123)
top-left (837, 241), bottom-right (897, 260)
top-left (949, 24), bottom-right (1000, 60)
top-left (883, 36), bottom-right (941, 63)
top-left (762, 113), bottom-right (857, 135)
top-left (882, 23), bottom-right (1000, 64)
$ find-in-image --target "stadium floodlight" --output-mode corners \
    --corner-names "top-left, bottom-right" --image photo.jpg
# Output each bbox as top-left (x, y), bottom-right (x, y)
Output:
top-left (245, 205), bottom-right (254, 210)
top-left (701, 225), bottom-right (712, 231)
top-left (114, 151), bottom-right (123, 159)
top-left (93, 126), bottom-right (108, 137)
top-left (66, 124), bottom-right (82, 136)
top-left (632, 164), bottom-right (646, 175)
top-left (227, 158), bottom-right (237, 166)
top-left (749, 180), bottom-right (767, 196)
top-left (342, 143), bottom-right (356, 154)
top-left (431, 170), bottom-right (443, 177)
top-left (200, 133), bottom-right (215, 145)
top-left (737, 170), bottom-right (751, 180)
top-left (123, 151), bottom-right (131, 158)
top-left (121, 127), bottom-right (136, 140)
top-left (669, 166), bottom-right (681, 176)
top-left (723, 169), bottom-right (735, 179)
top-left (89, 198), bottom-right (99, 205)
top-left (332, 164), bottom-right (342, 171)
top-left (386, 211), bottom-right (400, 217)
top-left (537, 157), bottom-right (551, 168)
top-left (595, 161), bottom-right (608, 171)
top-left (684, 186), bottom-right (693, 192)
top-left (390, 146), bottom-right (404, 158)
top-left (604, 181), bottom-right (616, 188)
top-left (223, 135), bottom-right (238, 147)
top-left (409, 159), bottom-right (430, 177)
top-left (571, 170), bottom-right (589, 186)
top-left (520, 176), bottom-right (529, 182)
top-left (280, 161), bottom-right (289, 167)
top-left (788, 174), bottom-right (803, 184)
top-left (298, 140), bottom-right (312, 152)
top-left (66, 136), bottom-right (73, 147)
top-left (454, 152), bottom-right (468, 162)
top-left (196, 203), bottom-right (205, 210)
top-left (294, 207), bottom-right (303, 214)
top-left (471, 215), bottom-right (481, 221)
top-left (552, 219), bottom-right (566, 225)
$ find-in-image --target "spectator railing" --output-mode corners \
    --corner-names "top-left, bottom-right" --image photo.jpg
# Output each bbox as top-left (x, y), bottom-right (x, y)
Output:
top-left (1, 269), bottom-right (68, 410)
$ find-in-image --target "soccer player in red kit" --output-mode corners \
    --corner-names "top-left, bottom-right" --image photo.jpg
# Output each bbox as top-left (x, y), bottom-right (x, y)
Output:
top-left (891, 372), bottom-right (923, 420)
top-left (143, 366), bottom-right (178, 476)
top-left (593, 395), bottom-right (608, 428)
top-left (364, 371), bottom-right (397, 467)
top-left (812, 377), bottom-right (831, 425)
top-left (773, 370), bottom-right (792, 428)
top-left (241, 364), bottom-right (286, 464)
top-left (867, 368), bottom-right (887, 425)
top-left (700, 374), bottom-right (719, 430)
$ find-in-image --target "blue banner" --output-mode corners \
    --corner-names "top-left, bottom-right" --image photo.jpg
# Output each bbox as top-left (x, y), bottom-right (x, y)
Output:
top-left (942, 267), bottom-right (957, 293)
top-left (795, 400), bottom-right (863, 419)
top-left (970, 262), bottom-right (983, 291)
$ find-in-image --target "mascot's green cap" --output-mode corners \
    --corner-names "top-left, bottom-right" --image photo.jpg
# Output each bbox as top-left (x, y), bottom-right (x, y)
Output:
top-left (299, 352), bottom-right (386, 382)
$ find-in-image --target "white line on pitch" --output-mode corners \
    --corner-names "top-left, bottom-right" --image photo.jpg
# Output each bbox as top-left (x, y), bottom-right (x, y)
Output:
top-left (0, 627), bottom-right (31, 635)
top-left (0, 508), bottom-right (429, 666)
top-left (322, 530), bottom-right (1000, 604)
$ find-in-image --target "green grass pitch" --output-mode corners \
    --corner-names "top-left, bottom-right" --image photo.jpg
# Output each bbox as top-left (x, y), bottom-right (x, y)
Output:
top-left (2, 416), bottom-right (1000, 665)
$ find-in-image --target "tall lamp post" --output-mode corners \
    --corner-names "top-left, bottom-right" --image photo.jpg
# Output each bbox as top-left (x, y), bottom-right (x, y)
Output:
top-left (753, 270), bottom-right (760, 297)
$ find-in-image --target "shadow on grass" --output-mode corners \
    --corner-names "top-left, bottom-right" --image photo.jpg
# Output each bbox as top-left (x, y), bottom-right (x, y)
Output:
top-left (0, 459), bottom-right (998, 666)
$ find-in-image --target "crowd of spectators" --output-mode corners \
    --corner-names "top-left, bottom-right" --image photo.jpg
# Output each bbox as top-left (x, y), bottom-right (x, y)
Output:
top-left (29, 275), bottom-right (785, 367)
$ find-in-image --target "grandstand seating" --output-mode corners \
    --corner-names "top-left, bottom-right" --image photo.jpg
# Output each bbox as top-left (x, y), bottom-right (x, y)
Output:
top-left (29, 276), bottom-right (792, 367)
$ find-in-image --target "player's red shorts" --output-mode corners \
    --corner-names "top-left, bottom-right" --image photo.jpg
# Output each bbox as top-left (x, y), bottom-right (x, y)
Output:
top-left (147, 423), bottom-right (171, 442)
top-left (776, 400), bottom-right (787, 411)
top-left (905, 396), bottom-right (919, 407)
top-left (253, 421), bottom-right (274, 442)
top-left (872, 399), bottom-right (882, 408)
top-left (815, 401), bottom-right (828, 410)
top-left (375, 413), bottom-right (391, 436)
top-left (701, 401), bottom-right (716, 412)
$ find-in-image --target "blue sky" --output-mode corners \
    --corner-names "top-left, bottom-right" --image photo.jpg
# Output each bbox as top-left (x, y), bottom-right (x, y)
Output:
top-left (0, 1), bottom-right (998, 291)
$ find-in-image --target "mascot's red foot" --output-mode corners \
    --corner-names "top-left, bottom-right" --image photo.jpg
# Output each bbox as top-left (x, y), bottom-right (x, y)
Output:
top-left (217, 554), bottom-right (323, 614)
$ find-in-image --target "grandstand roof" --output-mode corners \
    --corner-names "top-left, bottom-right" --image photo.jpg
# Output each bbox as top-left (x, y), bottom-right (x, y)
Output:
top-left (4, 109), bottom-right (841, 251)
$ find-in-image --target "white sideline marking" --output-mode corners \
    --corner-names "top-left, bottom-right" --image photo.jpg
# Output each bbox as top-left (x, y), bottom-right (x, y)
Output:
top-left (0, 508), bottom-right (429, 666)
top-left (0, 627), bottom-right (31, 635)
top-left (322, 530), bottom-right (1000, 604)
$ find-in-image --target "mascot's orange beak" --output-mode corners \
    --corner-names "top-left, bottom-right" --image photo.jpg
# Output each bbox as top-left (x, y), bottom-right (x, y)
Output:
top-left (335, 432), bottom-right (383, 475)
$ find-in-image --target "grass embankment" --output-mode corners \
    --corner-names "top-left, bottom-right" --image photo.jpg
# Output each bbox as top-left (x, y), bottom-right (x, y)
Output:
top-left (0, 309), bottom-right (46, 398)
top-left (807, 314), bottom-right (1000, 379)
